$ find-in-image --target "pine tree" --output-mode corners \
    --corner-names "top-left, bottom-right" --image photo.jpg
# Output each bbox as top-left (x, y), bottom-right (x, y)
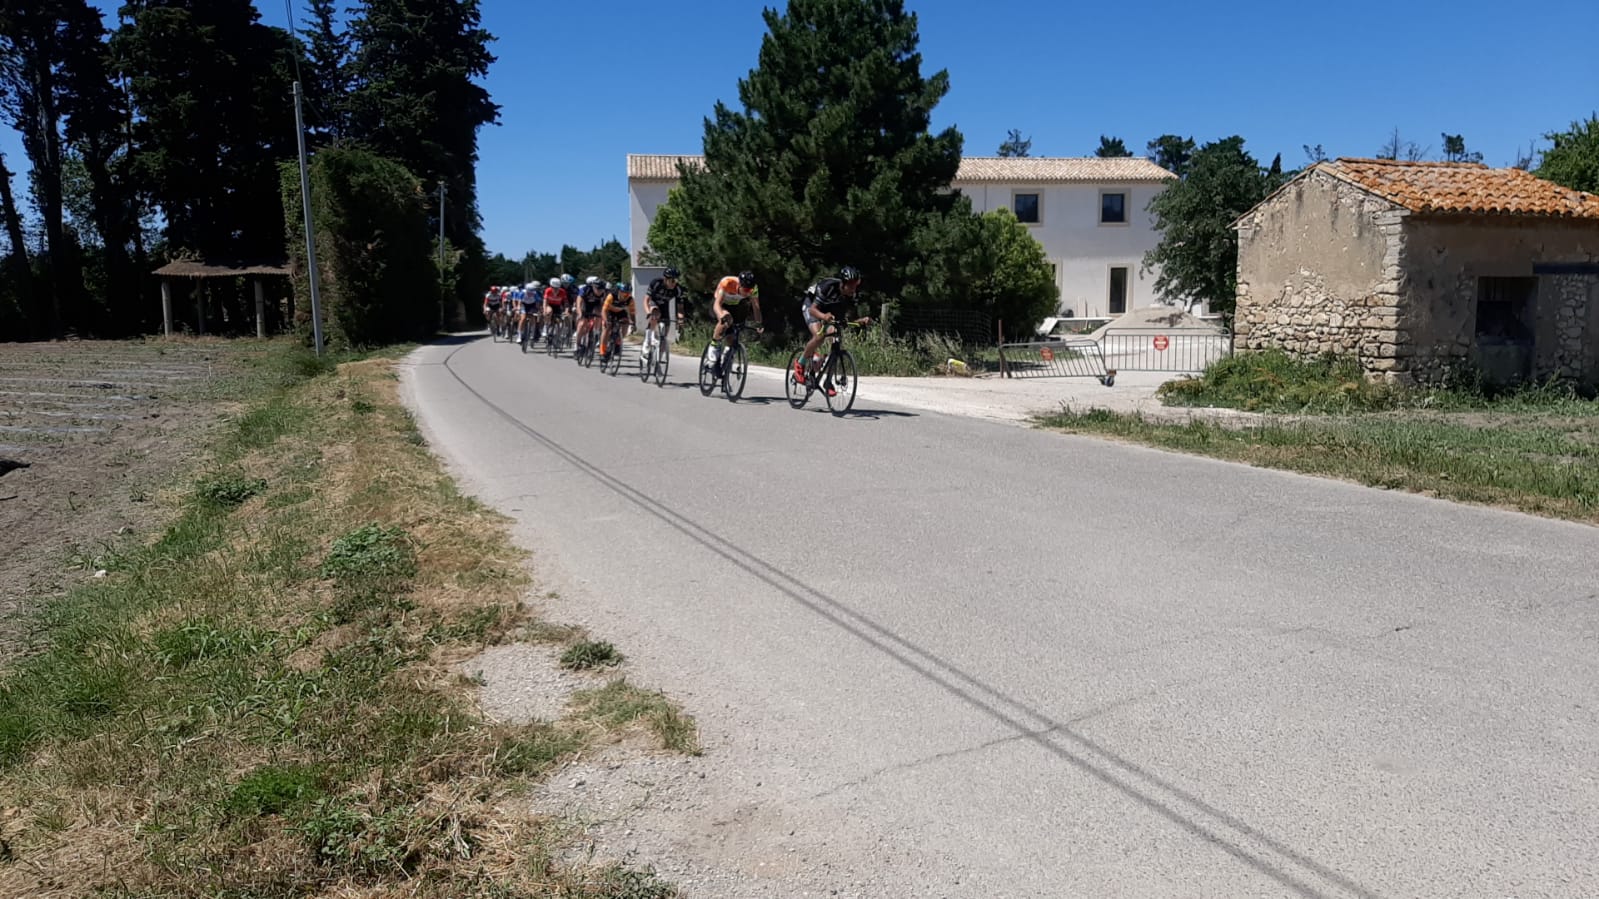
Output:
top-left (998, 128), bottom-right (1031, 157)
top-left (301, 0), bottom-right (349, 142)
top-left (114, 0), bottom-right (300, 261)
top-left (670, 0), bottom-right (962, 314)
top-left (345, 0), bottom-right (497, 268)
top-left (1095, 135), bottom-right (1132, 157)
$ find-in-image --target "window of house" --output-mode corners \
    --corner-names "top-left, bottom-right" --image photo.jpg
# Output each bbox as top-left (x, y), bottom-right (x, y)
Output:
top-left (1108, 266), bottom-right (1129, 314)
top-left (1100, 191), bottom-right (1127, 225)
top-left (1012, 192), bottom-right (1040, 224)
top-left (1476, 277), bottom-right (1536, 343)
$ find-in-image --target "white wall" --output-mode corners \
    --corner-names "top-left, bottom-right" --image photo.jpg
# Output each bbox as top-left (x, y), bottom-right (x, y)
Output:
top-left (630, 175), bottom-right (1167, 319)
top-left (629, 181), bottom-right (672, 266)
top-left (956, 181), bottom-right (1166, 318)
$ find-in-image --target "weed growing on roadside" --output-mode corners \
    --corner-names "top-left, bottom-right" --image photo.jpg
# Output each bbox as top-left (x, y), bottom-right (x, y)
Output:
top-left (561, 640), bottom-right (623, 670)
top-left (194, 471), bottom-right (268, 507)
top-left (320, 523), bottom-right (416, 581)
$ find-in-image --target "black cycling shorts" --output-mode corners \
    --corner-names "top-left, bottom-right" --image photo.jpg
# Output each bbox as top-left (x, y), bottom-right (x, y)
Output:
top-left (720, 303), bottom-right (751, 326)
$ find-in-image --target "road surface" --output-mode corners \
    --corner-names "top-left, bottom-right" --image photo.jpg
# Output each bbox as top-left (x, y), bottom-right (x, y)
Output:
top-left (405, 334), bottom-right (1598, 898)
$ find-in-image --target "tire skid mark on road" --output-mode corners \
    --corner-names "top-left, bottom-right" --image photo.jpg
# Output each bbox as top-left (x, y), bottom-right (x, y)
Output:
top-left (438, 341), bottom-right (1383, 899)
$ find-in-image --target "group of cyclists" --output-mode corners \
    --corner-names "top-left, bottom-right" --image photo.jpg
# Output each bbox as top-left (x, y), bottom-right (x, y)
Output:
top-left (480, 265), bottom-right (871, 396)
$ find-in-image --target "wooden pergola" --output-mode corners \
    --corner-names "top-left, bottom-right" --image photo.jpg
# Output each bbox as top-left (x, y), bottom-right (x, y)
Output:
top-left (151, 259), bottom-right (292, 338)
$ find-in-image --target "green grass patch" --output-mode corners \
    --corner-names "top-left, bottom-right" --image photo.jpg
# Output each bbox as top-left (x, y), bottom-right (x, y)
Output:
top-left (1158, 350), bottom-right (1401, 413)
top-left (561, 640), bottom-right (623, 670)
top-left (1040, 405), bottom-right (1599, 523)
top-left (574, 679), bottom-right (700, 755)
top-left (320, 523), bottom-right (417, 581)
top-left (194, 471), bottom-right (268, 508)
top-left (0, 341), bottom-right (689, 896)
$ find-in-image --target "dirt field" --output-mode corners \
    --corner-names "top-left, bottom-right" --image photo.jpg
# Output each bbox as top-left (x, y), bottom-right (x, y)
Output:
top-left (0, 339), bottom-right (261, 663)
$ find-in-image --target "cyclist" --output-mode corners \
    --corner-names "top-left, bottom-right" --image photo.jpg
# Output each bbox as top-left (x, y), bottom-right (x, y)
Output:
top-left (796, 266), bottom-right (870, 391)
top-left (484, 286), bottom-right (505, 335)
top-left (600, 282), bottom-right (635, 361)
top-left (519, 281), bottom-right (544, 344)
top-left (574, 277), bottom-right (606, 354)
top-left (646, 267), bottom-right (684, 341)
top-left (508, 283), bottom-right (525, 336)
top-left (542, 277), bottom-right (568, 334)
top-left (710, 270), bottom-right (762, 368)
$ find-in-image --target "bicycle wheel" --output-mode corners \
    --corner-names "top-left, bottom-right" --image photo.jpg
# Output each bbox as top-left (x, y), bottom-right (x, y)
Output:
top-left (723, 343), bottom-right (747, 400)
top-left (604, 334), bottom-right (622, 375)
top-left (697, 344), bottom-right (716, 396)
top-left (824, 349), bottom-right (858, 414)
top-left (580, 330), bottom-right (596, 368)
top-left (638, 336), bottom-right (652, 381)
top-left (654, 330), bottom-right (670, 386)
top-left (784, 350), bottom-right (811, 408)
top-left (545, 321), bottom-right (559, 356)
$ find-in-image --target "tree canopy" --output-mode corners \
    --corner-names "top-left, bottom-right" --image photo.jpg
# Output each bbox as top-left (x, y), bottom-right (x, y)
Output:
top-left (998, 128), bottom-right (1032, 157)
top-left (1095, 135), bottom-right (1132, 158)
top-left (1143, 136), bottom-right (1279, 314)
top-left (1536, 115), bottom-right (1599, 193)
top-left (653, 0), bottom-right (963, 321)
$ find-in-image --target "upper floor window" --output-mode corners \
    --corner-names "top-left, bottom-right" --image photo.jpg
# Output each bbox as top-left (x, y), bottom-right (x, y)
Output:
top-left (1100, 191), bottom-right (1127, 225)
top-left (1012, 192), bottom-right (1040, 224)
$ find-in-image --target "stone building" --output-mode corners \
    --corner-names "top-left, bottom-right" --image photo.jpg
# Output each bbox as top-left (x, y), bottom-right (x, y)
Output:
top-left (1233, 158), bottom-right (1599, 386)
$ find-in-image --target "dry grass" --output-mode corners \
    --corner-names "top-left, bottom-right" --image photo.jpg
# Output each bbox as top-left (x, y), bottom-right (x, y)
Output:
top-left (0, 345), bottom-right (691, 898)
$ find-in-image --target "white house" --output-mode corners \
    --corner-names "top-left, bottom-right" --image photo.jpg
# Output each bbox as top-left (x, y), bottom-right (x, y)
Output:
top-left (626, 153), bottom-right (1174, 318)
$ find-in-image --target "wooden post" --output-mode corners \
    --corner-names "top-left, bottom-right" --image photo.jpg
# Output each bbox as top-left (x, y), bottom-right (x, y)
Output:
top-left (160, 279), bottom-right (173, 337)
top-left (254, 279), bottom-right (266, 338)
top-left (195, 281), bottom-right (205, 336)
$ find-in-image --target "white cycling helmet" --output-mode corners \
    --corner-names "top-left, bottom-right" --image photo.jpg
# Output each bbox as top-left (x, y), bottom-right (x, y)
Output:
top-left (561, 274), bottom-right (574, 285)
top-left (585, 275), bottom-right (599, 285)
top-left (528, 281), bottom-right (541, 290)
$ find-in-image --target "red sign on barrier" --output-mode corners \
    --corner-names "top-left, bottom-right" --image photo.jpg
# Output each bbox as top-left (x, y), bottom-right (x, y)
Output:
top-left (1152, 334), bottom-right (1170, 351)
top-left (1040, 346), bottom-right (1055, 362)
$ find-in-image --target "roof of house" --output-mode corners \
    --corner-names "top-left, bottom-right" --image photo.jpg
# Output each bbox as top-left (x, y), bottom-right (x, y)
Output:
top-left (626, 154), bottom-right (707, 180)
top-left (1315, 158), bottom-right (1599, 220)
top-left (153, 260), bottom-right (291, 278)
top-left (953, 156), bottom-right (1174, 183)
top-left (625, 153), bottom-right (1175, 183)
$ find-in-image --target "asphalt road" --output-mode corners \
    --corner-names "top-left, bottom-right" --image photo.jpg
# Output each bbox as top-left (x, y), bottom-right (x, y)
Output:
top-left (405, 334), bottom-right (1598, 898)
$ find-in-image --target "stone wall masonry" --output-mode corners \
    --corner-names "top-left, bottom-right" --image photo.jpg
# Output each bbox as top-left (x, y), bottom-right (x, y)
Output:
top-left (1234, 172), bottom-right (1406, 373)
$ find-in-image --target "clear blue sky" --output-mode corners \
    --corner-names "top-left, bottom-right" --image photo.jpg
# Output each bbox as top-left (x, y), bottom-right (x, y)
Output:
top-left (6, 0), bottom-right (1597, 263)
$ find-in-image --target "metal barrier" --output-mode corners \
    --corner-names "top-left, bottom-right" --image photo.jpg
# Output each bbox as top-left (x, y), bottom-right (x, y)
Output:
top-left (1097, 329), bottom-right (1231, 373)
top-left (998, 338), bottom-right (1115, 385)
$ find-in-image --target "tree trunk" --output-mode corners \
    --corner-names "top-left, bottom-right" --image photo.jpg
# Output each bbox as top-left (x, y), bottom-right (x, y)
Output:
top-left (0, 150), bottom-right (34, 330)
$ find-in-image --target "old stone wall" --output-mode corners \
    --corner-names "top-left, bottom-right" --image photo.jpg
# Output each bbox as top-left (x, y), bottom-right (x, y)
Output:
top-left (1234, 171), bottom-right (1404, 366)
top-left (1398, 219), bottom-right (1599, 385)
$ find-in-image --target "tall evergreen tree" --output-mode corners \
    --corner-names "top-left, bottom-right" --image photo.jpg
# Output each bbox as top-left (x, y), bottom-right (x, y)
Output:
top-left (1095, 135), bottom-right (1132, 157)
top-left (345, 0), bottom-right (498, 316)
top-left (998, 128), bottom-right (1031, 157)
top-left (114, 1), bottom-right (301, 261)
top-left (0, 0), bottom-right (75, 333)
top-left (670, 0), bottom-right (962, 313)
top-left (1146, 134), bottom-right (1195, 177)
top-left (300, 0), bottom-right (349, 142)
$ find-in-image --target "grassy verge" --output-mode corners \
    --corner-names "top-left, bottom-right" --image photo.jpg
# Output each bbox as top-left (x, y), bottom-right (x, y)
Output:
top-left (0, 341), bottom-right (691, 897)
top-left (1044, 351), bottom-right (1599, 524)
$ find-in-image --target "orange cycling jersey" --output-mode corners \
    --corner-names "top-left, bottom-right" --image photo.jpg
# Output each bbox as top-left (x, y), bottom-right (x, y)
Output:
top-left (716, 276), bottom-right (755, 305)
top-left (602, 293), bottom-right (634, 317)
top-left (543, 286), bottom-right (567, 306)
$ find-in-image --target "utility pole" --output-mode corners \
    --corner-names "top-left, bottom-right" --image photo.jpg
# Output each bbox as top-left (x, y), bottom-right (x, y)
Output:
top-left (292, 81), bottom-right (325, 356)
top-left (437, 180), bottom-right (446, 330)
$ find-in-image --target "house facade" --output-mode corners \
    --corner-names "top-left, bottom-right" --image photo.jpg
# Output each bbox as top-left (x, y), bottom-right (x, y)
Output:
top-left (625, 154), bottom-right (1174, 318)
top-left (1234, 158), bottom-right (1599, 386)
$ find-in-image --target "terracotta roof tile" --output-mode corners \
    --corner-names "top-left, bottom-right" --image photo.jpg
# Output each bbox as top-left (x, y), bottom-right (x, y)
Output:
top-left (625, 154), bottom-right (1175, 183)
top-left (626, 154), bottom-right (706, 180)
top-left (1321, 158), bottom-right (1599, 220)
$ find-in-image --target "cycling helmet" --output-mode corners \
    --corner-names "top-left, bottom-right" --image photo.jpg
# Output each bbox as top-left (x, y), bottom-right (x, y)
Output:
top-left (597, 280), bottom-right (610, 290)
top-left (663, 266), bottom-right (681, 279)
top-left (838, 265), bottom-right (861, 283)
top-left (738, 271), bottom-right (756, 289)
top-left (618, 282), bottom-right (633, 293)
top-left (528, 281), bottom-right (541, 290)
top-left (561, 274), bottom-right (574, 286)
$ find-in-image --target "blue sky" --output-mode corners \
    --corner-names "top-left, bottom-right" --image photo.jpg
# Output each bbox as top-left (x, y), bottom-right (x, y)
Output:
top-left (6, 0), bottom-right (1598, 262)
